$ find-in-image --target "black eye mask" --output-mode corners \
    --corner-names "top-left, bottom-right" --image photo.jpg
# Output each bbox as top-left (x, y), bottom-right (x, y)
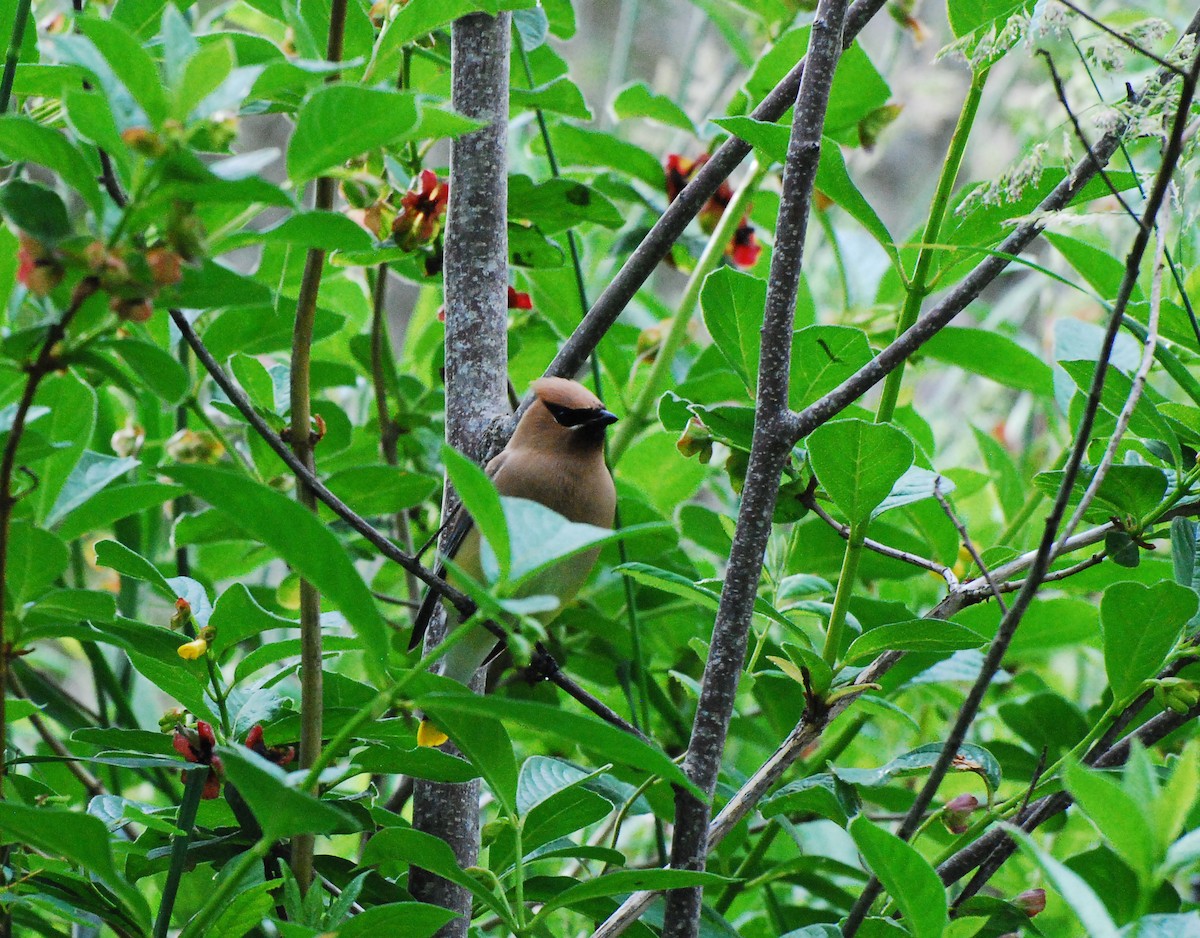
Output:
top-left (545, 402), bottom-right (618, 428)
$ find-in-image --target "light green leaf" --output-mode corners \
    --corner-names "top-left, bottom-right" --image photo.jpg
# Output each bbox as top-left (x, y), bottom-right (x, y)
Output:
top-left (287, 85), bottom-right (421, 181)
top-left (850, 815), bottom-right (948, 938)
top-left (611, 81), bottom-right (695, 131)
top-left (0, 117), bottom-right (103, 216)
top-left (807, 419), bottom-right (915, 524)
top-left (45, 451), bottom-right (139, 527)
top-left (1065, 761), bottom-right (1156, 881)
top-left (845, 620), bottom-right (986, 663)
top-left (442, 444), bottom-right (509, 580)
top-left (922, 326), bottom-right (1053, 395)
top-left (1006, 824), bottom-right (1120, 938)
top-left (6, 522), bottom-right (69, 606)
top-left (1101, 581), bottom-right (1197, 702)
top-left (701, 266), bottom-right (767, 392)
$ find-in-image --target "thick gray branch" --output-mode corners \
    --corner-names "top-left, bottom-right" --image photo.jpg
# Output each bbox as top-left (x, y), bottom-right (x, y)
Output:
top-left (659, 2), bottom-right (852, 935)
top-left (410, 13), bottom-right (511, 935)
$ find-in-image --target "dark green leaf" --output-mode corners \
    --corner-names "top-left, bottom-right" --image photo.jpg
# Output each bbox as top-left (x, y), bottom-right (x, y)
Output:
top-left (288, 85), bottom-right (421, 181)
top-left (807, 419), bottom-right (914, 524)
top-left (845, 620), bottom-right (986, 663)
top-left (219, 746), bottom-right (356, 840)
top-left (1101, 580), bottom-right (1197, 702)
top-left (0, 179), bottom-right (71, 244)
top-left (850, 815), bottom-right (948, 938)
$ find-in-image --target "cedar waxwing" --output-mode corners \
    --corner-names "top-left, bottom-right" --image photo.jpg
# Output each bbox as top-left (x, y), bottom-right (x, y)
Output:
top-left (411, 377), bottom-right (618, 746)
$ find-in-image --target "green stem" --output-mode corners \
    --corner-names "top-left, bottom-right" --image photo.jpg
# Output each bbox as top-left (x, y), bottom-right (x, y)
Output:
top-left (608, 159), bottom-right (768, 463)
top-left (875, 67), bottom-right (989, 425)
top-left (289, 0), bottom-right (349, 892)
top-left (153, 768), bottom-right (208, 938)
top-left (512, 817), bottom-right (527, 932)
top-left (204, 654), bottom-right (231, 737)
top-left (178, 839), bottom-right (270, 938)
top-left (822, 524), bottom-right (865, 666)
top-left (0, 0), bottom-right (30, 114)
top-left (714, 821), bottom-right (779, 914)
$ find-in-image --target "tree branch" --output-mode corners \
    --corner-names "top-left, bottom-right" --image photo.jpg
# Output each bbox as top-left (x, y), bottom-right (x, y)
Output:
top-left (659, 2), bottom-right (851, 934)
top-left (409, 13), bottom-right (510, 935)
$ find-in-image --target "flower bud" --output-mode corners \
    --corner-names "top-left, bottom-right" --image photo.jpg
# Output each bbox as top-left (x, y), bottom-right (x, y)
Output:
top-left (121, 127), bottom-right (167, 159)
top-left (17, 234), bottom-right (63, 296)
top-left (1154, 677), bottom-right (1200, 715)
top-left (1013, 888), bottom-right (1046, 917)
top-left (165, 428), bottom-right (225, 464)
top-left (158, 707), bottom-right (186, 733)
top-left (170, 597), bottom-right (192, 630)
top-left (941, 793), bottom-right (980, 834)
top-left (111, 420), bottom-right (145, 458)
top-left (146, 246), bottom-right (183, 286)
top-left (110, 296), bottom-right (153, 323)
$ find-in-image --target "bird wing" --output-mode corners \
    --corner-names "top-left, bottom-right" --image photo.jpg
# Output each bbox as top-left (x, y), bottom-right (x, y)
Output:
top-left (408, 450), bottom-right (510, 651)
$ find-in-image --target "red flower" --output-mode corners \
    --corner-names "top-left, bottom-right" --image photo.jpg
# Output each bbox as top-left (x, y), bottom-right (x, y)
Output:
top-left (245, 724), bottom-right (294, 767)
top-left (392, 169), bottom-right (449, 251)
top-left (172, 721), bottom-right (223, 799)
top-left (664, 153), bottom-right (759, 268)
top-left (728, 218), bottom-right (761, 269)
top-left (507, 286), bottom-right (532, 310)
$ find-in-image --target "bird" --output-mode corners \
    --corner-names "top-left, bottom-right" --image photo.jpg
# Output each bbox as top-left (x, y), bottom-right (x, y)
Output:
top-left (411, 376), bottom-right (618, 746)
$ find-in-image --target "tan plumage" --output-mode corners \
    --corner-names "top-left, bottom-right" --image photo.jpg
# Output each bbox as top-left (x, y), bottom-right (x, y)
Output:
top-left (413, 378), bottom-right (617, 745)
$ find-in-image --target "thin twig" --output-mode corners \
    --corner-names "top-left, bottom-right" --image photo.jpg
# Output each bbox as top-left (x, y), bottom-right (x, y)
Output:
top-left (934, 478), bottom-right (1005, 612)
top-left (1056, 0), bottom-right (1186, 77)
top-left (807, 496), bottom-right (958, 586)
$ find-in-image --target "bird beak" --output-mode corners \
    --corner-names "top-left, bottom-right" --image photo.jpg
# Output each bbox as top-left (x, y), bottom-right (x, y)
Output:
top-left (593, 409), bottom-right (618, 426)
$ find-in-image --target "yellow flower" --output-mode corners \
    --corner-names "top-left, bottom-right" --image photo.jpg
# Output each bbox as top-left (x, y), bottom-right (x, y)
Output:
top-left (177, 638), bottom-right (208, 660)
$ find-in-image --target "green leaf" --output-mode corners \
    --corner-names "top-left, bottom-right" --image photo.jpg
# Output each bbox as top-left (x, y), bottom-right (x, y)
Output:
top-left (361, 827), bottom-right (513, 925)
top-left (922, 326), bottom-right (1053, 395)
top-left (1006, 825), bottom-right (1120, 938)
top-left (77, 17), bottom-right (169, 127)
top-left (849, 815), bottom-right (948, 938)
top-left (534, 122), bottom-right (663, 187)
top-left (219, 747), bottom-right (355, 840)
top-left (611, 81), bottom-right (695, 131)
top-left (533, 869), bottom-right (731, 922)
top-left (1101, 581), bottom-right (1197, 702)
top-left (835, 742), bottom-right (1001, 794)
top-left (417, 688), bottom-right (519, 816)
top-left (1065, 760), bottom-right (1156, 881)
top-left (512, 76), bottom-right (592, 119)
top-left (807, 419), bottom-right (915, 524)
top-left (324, 465), bottom-right (439, 517)
top-left (507, 175), bottom-right (622, 234)
top-left (0, 117), bottom-right (103, 216)
top-left (501, 497), bottom-right (665, 587)
top-left (701, 266), bottom-right (767, 392)
top-left (217, 210), bottom-right (375, 253)
top-left (0, 803), bottom-right (150, 927)
top-left (337, 903), bottom-right (458, 938)
top-left (104, 338), bottom-right (190, 405)
top-left (161, 465), bottom-right (390, 683)
top-left (6, 521), bottom-right (69, 606)
top-left (845, 620), bottom-right (986, 663)
top-left (412, 692), bottom-right (702, 798)
top-left (45, 451), bottom-right (139, 528)
top-left (32, 371), bottom-right (98, 525)
top-left (1170, 517), bottom-right (1200, 592)
top-left (948, 0), bottom-right (1030, 37)
top-left (208, 583), bottom-right (296, 656)
top-left (0, 179), bottom-right (71, 244)
top-left (56, 481), bottom-right (181, 541)
top-left (760, 773), bottom-right (860, 825)
top-left (93, 539), bottom-right (175, 600)
top-left (790, 325), bottom-right (873, 411)
top-left (287, 85), bottom-right (421, 181)
top-left (441, 444), bottom-right (510, 580)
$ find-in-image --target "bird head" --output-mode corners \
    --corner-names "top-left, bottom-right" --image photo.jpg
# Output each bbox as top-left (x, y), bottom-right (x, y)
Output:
top-left (514, 377), bottom-right (618, 452)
